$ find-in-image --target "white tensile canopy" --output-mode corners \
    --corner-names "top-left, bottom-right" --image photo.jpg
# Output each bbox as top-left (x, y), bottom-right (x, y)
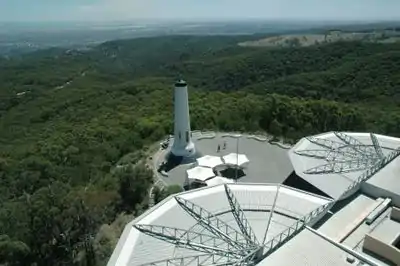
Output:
top-left (186, 166), bottom-right (216, 182)
top-left (205, 176), bottom-right (234, 187)
top-left (196, 155), bottom-right (224, 169)
top-left (222, 153), bottom-right (250, 168)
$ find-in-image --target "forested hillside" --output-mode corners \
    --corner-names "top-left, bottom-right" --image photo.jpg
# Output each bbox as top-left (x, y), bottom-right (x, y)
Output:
top-left (0, 35), bottom-right (399, 265)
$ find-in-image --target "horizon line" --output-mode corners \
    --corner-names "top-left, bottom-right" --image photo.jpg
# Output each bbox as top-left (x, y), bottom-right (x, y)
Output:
top-left (1, 18), bottom-right (400, 24)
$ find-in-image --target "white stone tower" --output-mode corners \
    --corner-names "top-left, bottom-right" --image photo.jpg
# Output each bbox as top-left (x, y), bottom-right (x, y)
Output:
top-left (171, 80), bottom-right (196, 157)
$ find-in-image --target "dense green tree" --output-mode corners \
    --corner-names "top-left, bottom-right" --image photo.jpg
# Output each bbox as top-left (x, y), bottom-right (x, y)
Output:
top-left (269, 119), bottom-right (283, 137)
top-left (0, 235), bottom-right (30, 266)
top-left (0, 34), bottom-right (399, 266)
top-left (116, 164), bottom-right (153, 213)
top-left (154, 185), bottom-right (184, 204)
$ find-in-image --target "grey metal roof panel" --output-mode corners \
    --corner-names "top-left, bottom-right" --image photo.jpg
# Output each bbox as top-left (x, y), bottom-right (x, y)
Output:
top-left (352, 209), bottom-right (400, 266)
top-left (342, 222), bottom-right (371, 248)
top-left (263, 213), bottom-right (297, 243)
top-left (318, 194), bottom-right (375, 239)
top-left (318, 197), bottom-right (398, 266)
top-left (258, 228), bottom-right (365, 266)
top-left (130, 202), bottom-right (199, 265)
top-left (274, 186), bottom-right (333, 217)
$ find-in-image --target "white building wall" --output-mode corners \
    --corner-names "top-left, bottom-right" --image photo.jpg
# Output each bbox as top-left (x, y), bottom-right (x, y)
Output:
top-left (361, 182), bottom-right (400, 208)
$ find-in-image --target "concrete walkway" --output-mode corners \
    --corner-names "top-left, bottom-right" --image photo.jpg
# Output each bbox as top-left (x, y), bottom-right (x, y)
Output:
top-left (150, 131), bottom-right (293, 187)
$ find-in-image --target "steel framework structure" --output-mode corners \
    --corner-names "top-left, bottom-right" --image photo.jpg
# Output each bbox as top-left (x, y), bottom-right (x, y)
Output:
top-left (112, 132), bottom-right (400, 266)
top-left (262, 185), bottom-right (280, 244)
top-left (134, 224), bottom-right (247, 258)
top-left (174, 196), bottom-right (252, 248)
top-left (296, 132), bottom-right (388, 175)
top-left (133, 184), bottom-right (331, 266)
top-left (224, 185), bottom-right (259, 246)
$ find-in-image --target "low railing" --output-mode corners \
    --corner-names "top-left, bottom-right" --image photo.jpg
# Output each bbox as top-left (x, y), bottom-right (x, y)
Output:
top-left (247, 135), bottom-right (269, 142)
top-left (191, 130), bottom-right (202, 134)
top-left (163, 130), bottom-right (218, 141)
top-left (268, 141), bottom-right (292, 149)
top-left (302, 202), bottom-right (334, 224)
top-left (167, 131), bottom-right (293, 147)
top-left (159, 171), bottom-right (169, 177)
top-left (221, 133), bottom-right (242, 138)
top-left (197, 131), bottom-right (217, 140)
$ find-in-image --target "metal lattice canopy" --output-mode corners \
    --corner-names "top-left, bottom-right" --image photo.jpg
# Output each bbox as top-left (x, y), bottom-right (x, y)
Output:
top-left (133, 185), bottom-right (329, 266)
top-left (296, 132), bottom-right (388, 175)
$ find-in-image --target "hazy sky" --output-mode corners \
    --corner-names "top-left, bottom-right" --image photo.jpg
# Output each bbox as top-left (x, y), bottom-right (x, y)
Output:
top-left (0, 0), bottom-right (399, 22)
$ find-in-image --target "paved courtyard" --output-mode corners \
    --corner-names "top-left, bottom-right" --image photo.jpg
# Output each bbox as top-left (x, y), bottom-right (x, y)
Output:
top-left (153, 132), bottom-right (294, 187)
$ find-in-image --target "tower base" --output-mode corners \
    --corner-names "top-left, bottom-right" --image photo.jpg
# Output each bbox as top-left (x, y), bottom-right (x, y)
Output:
top-left (170, 141), bottom-right (197, 158)
top-left (162, 148), bottom-right (202, 172)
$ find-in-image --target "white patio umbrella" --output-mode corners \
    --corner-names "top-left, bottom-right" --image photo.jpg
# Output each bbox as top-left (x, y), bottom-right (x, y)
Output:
top-left (186, 166), bottom-right (216, 182)
top-left (196, 155), bottom-right (224, 169)
top-left (222, 153), bottom-right (250, 168)
top-left (205, 176), bottom-right (234, 187)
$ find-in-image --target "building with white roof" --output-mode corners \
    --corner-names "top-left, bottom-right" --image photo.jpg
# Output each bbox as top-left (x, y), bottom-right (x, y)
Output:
top-left (196, 155), bottom-right (225, 169)
top-left (314, 193), bottom-right (400, 266)
top-left (109, 131), bottom-right (400, 266)
top-left (222, 153), bottom-right (250, 168)
top-left (108, 183), bottom-right (333, 266)
top-left (362, 154), bottom-right (400, 206)
top-left (288, 131), bottom-right (400, 201)
top-left (205, 176), bottom-right (234, 186)
top-left (186, 166), bottom-right (215, 182)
